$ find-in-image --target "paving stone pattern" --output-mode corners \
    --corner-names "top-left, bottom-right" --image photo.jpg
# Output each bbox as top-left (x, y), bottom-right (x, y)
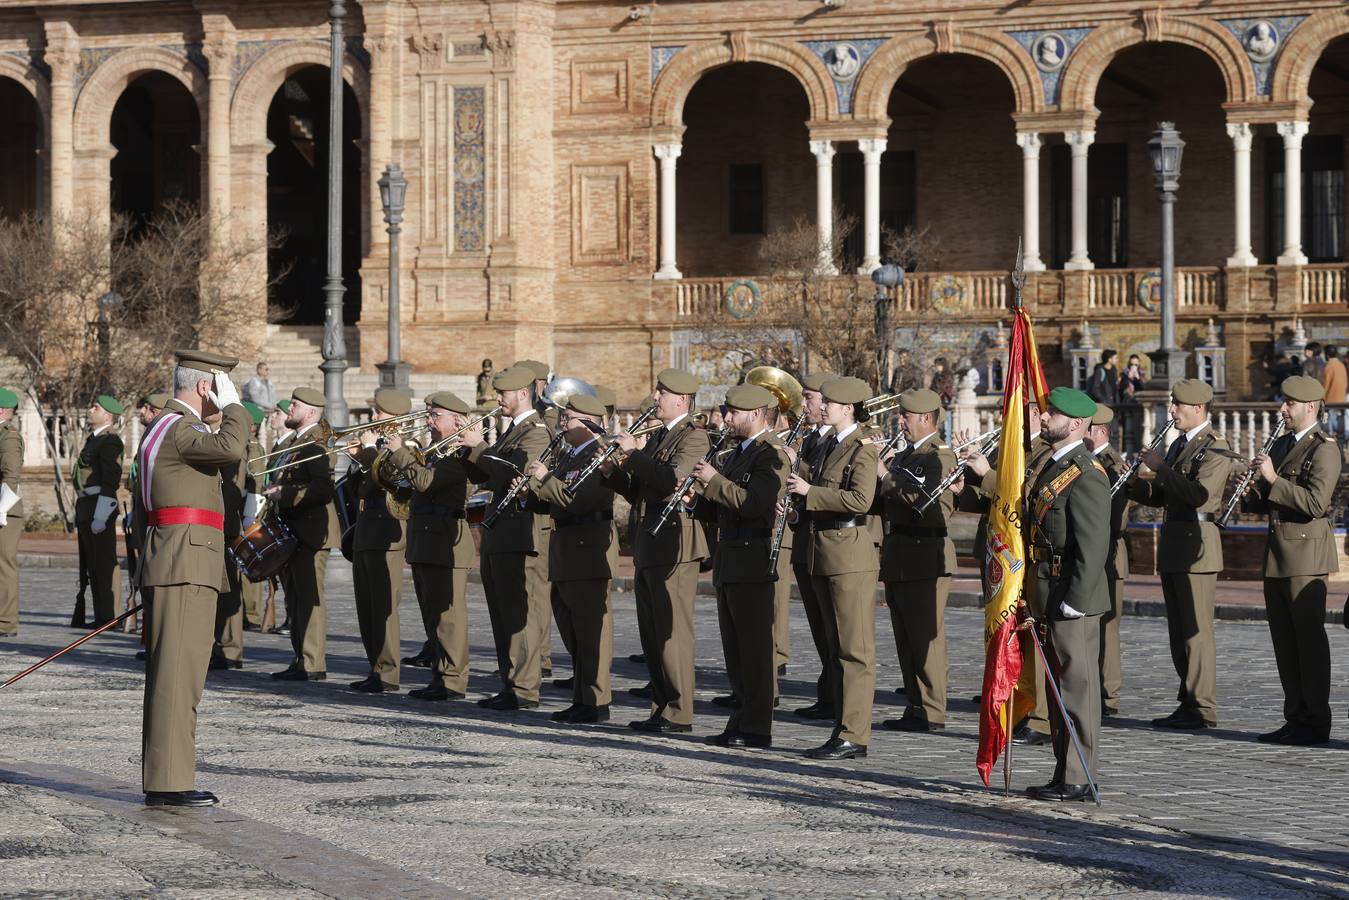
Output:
top-left (1, 563), bottom-right (1347, 897)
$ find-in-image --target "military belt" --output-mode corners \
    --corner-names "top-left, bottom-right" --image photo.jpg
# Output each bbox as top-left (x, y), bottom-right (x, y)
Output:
top-left (885, 524), bottom-right (948, 538)
top-left (1164, 510), bottom-right (1214, 523)
top-left (1270, 512), bottom-right (1315, 525)
top-left (148, 507), bottom-right (225, 531)
top-left (719, 527), bottom-right (772, 541)
top-left (555, 510), bottom-right (613, 528)
top-left (811, 515), bottom-right (867, 532)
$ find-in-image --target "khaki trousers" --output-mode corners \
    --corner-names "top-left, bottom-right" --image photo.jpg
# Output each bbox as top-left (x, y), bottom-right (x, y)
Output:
top-left (1046, 613), bottom-right (1101, 786)
top-left (1263, 575), bottom-right (1332, 732)
top-left (635, 561), bottom-right (699, 725)
top-left (353, 548), bottom-right (404, 686)
top-left (812, 570), bottom-right (877, 745)
top-left (413, 564), bottom-right (470, 693)
top-left (78, 519), bottom-right (121, 622)
top-left (794, 559), bottom-right (833, 707)
top-left (481, 551), bottom-right (544, 703)
top-left (1160, 570), bottom-right (1217, 724)
top-left (884, 577), bottom-right (949, 726)
top-left (0, 518), bottom-right (21, 633)
top-left (717, 582), bottom-right (776, 738)
top-left (552, 579), bottom-right (613, 707)
top-left (283, 546), bottom-right (328, 673)
top-left (1099, 576), bottom-right (1124, 712)
top-left (142, 583), bottom-right (216, 792)
top-left (772, 550), bottom-right (791, 672)
top-left (529, 543), bottom-right (554, 673)
top-left (213, 562), bottom-right (244, 664)
top-left (241, 575), bottom-right (262, 626)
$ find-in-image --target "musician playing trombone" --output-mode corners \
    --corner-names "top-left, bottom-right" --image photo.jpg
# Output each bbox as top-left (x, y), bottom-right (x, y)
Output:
top-left (874, 388), bottom-right (957, 734)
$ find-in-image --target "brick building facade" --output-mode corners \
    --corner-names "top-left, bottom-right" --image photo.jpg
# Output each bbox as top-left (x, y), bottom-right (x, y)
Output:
top-left (2, 1), bottom-right (1349, 401)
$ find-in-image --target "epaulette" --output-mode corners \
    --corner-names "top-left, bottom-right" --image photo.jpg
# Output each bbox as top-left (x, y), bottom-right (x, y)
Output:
top-left (530, 420), bottom-right (546, 427)
top-left (1316, 431), bottom-right (1334, 443)
top-left (1048, 466), bottom-right (1080, 494)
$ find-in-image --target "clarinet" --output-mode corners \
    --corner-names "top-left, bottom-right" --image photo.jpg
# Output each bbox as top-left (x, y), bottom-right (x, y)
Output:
top-left (482, 430), bottom-right (567, 529)
top-left (765, 417), bottom-right (811, 576)
top-left (1217, 420), bottom-right (1287, 528)
top-left (648, 429), bottom-right (731, 537)
top-left (1110, 418), bottom-right (1177, 497)
top-left (915, 428), bottom-right (1002, 513)
top-left (564, 405), bottom-right (658, 497)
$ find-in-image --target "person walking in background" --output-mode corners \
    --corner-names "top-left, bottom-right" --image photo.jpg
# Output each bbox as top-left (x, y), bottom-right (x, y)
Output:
top-left (1319, 346), bottom-right (1345, 438)
top-left (241, 362), bottom-right (277, 411)
top-left (1301, 343), bottom-right (1325, 383)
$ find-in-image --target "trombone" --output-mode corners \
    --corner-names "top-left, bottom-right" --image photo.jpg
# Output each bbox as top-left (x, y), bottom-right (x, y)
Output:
top-left (421, 405), bottom-right (503, 460)
top-left (863, 393), bottom-right (904, 417)
top-left (254, 419), bottom-right (430, 479)
top-left (248, 409), bottom-right (430, 464)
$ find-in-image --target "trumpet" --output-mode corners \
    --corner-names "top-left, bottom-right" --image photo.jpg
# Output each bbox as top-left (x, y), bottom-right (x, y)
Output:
top-left (249, 409), bottom-right (429, 464)
top-left (421, 405), bottom-right (504, 459)
top-left (1217, 420), bottom-right (1286, 528)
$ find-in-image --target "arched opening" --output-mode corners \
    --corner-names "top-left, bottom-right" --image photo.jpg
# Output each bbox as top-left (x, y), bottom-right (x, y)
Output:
top-left (266, 66), bottom-right (362, 325)
top-left (109, 72), bottom-right (199, 232)
top-left (1084, 43), bottom-right (1227, 268)
top-left (1299, 35), bottom-right (1349, 264)
top-left (0, 78), bottom-right (40, 220)
top-left (677, 63), bottom-right (813, 276)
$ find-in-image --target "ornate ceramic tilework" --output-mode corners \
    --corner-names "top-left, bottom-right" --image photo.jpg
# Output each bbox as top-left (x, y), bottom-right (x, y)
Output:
top-left (1218, 16), bottom-right (1307, 96)
top-left (2, 49), bottom-right (48, 81)
top-left (453, 86), bottom-right (486, 253)
top-left (74, 47), bottom-right (118, 98)
top-left (801, 38), bottom-right (885, 115)
top-left (650, 46), bottom-right (684, 85)
top-left (233, 40), bottom-right (285, 85)
top-left (1006, 27), bottom-right (1092, 106)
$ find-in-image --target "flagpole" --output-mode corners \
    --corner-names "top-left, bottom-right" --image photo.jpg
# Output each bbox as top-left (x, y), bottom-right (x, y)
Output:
top-left (1003, 237), bottom-right (1025, 798)
top-left (1024, 620), bottom-right (1103, 807)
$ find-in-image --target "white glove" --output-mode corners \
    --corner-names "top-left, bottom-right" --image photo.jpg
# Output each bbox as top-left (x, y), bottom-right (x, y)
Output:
top-left (210, 370), bottom-right (241, 408)
top-left (91, 495), bottom-right (118, 534)
top-left (242, 493), bottom-right (263, 527)
top-left (0, 512), bottom-right (7, 528)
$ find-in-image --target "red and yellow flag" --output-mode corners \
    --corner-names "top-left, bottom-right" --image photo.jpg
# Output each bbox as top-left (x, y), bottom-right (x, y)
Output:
top-left (975, 306), bottom-right (1048, 787)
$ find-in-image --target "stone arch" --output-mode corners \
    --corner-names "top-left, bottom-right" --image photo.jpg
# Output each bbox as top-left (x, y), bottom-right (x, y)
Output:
top-left (650, 36), bottom-right (838, 128)
top-left (0, 54), bottom-right (51, 123)
top-left (1057, 17), bottom-right (1256, 112)
top-left (72, 46), bottom-right (207, 153)
top-left (1270, 9), bottom-right (1349, 104)
top-left (852, 29), bottom-right (1045, 123)
top-left (230, 39), bottom-right (370, 146)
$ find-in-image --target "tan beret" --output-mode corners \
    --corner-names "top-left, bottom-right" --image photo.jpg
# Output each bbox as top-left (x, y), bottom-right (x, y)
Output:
top-left (1171, 378), bottom-right (1214, 405)
top-left (593, 384), bottom-right (616, 409)
top-left (515, 359), bottom-right (551, 381)
top-left (801, 372), bottom-right (834, 392)
top-left (1091, 405), bottom-right (1116, 426)
top-left (146, 392), bottom-right (170, 409)
top-left (372, 388), bottom-right (412, 416)
top-left (638, 396), bottom-right (657, 413)
top-left (899, 388), bottom-right (941, 415)
top-left (426, 391), bottom-right (470, 414)
top-left (726, 383), bottom-right (774, 411)
top-left (174, 348), bottom-right (239, 372)
top-left (566, 394), bottom-right (606, 417)
top-left (493, 365), bottom-right (535, 391)
top-left (1282, 375), bottom-right (1326, 403)
top-left (656, 367), bottom-right (699, 395)
top-left (291, 386), bottom-right (326, 409)
top-left (821, 376), bottom-right (871, 405)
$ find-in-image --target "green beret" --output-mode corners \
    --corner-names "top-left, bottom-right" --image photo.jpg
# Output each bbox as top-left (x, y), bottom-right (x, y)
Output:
top-left (96, 394), bottom-right (124, 415)
top-left (1282, 375), bottom-right (1326, 403)
top-left (427, 391), bottom-right (470, 415)
top-left (656, 367), bottom-right (699, 395)
top-left (276, 399), bottom-right (291, 414)
top-left (174, 348), bottom-right (239, 372)
top-left (0, 388), bottom-right (18, 409)
top-left (372, 388), bottom-right (412, 416)
top-left (801, 372), bottom-right (834, 392)
top-left (1171, 378), bottom-right (1214, 406)
top-left (515, 359), bottom-right (551, 381)
top-left (566, 394), bottom-right (606, 417)
top-left (1091, 405), bottom-right (1115, 426)
top-left (242, 401), bottom-right (265, 426)
top-left (821, 377), bottom-right (871, 405)
top-left (1047, 386), bottom-right (1096, 419)
top-left (726, 383), bottom-right (774, 411)
top-left (899, 388), bottom-right (941, 415)
top-left (492, 365), bottom-right (535, 392)
top-left (291, 386), bottom-right (326, 409)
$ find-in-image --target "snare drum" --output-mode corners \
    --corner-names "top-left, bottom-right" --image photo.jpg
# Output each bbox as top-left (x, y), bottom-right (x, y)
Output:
top-left (466, 490), bottom-right (493, 527)
top-left (229, 514), bottom-right (298, 583)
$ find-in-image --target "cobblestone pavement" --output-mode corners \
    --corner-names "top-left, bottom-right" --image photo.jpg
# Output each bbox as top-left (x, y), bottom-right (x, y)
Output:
top-left (1, 562), bottom-right (1347, 898)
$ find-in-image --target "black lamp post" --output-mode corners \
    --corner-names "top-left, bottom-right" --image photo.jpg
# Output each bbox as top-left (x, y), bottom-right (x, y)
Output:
top-left (377, 164), bottom-right (411, 394)
top-left (319, 0), bottom-right (349, 427)
top-left (1146, 122), bottom-right (1187, 389)
top-left (94, 290), bottom-right (123, 392)
top-left (870, 263), bottom-right (904, 389)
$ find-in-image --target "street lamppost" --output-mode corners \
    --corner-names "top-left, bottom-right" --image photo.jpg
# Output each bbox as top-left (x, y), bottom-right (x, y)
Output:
top-left (319, 0), bottom-right (349, 427)
top-left (870, 263), bottom-right (904, 389)
top-left (94, 291), bottom-right (123, 392)
top-left (377, 164), bottom-right (411, 393)
top-left (1146, 122), bottom-right (1188, 390)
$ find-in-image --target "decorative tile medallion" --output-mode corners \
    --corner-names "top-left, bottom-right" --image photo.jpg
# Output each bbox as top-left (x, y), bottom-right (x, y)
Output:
top-left (453, 86), bottom-right (486, 253)
top-left (1005, 27), bottom-right (1092, 105)
top-left (1218, 16), bottom-right (1307, 96)
top-left (801, 38), bottom-right (885, 115)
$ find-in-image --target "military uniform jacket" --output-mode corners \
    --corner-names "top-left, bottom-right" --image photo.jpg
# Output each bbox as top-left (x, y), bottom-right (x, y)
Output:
top-left (763, 429), bottom-right (793, 555)
top-left (802, 426), bottom-right (879, 577)
top-left (268, 424), bottom-right (336, 551)
top-left (877, 435), bottom-right (957, 582)
top-left (1095, 444), bottom-right (1132, 581)
top-left (74, 429), bottom-right (124, 525)
top-left (958, 435), bottom-right (1053, 513)
top-left (0, 421), bottom-right (24, 519)
top-left (1128, 423), bottom-right (1231, 574)
top-left (388, 445), bottom-right (471, 568)
top-left (531, 440), bottom-right (619, 582)
top-left (1246, 425), bottom-right (1341, 577)
top-left (136, 400), bottom-right (250, 590)
top-left (464, 410), bottom-right (553, 555)
top-left (694, 433), bottom-right (788, 586)
top-left (348, 445), bottom-right (407, 553)
top-left (788, 427), bottom-right (830, 565)
top-left (1029, 442), bottom-right (1111, 619)
top-left (605, 416), bottom-right (711, 569)
top-left (219, 438), bottom-right (249, 541)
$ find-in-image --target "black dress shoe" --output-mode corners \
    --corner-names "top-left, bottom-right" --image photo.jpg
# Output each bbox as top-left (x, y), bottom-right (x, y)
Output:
top-left (970, 694), bottom-right (982, 705)
top-left (541, 667), bottom-right (553, 678)
top-left (135, 650), bottom-right (146, 661)
top-left (805, 738), bottom-right (866, 760)
top-left (628, 653), bottom-right (646, 664)
top-left (628, 683), bottom-right (652, 699)
top-left (628, 716), bottom-right (691, 734)
top-left (479, 692), bottom-right (539, 711)
top-left (1258, 722), bottom-right (1294, 744)
top-left (1285, 725), bottom-right (1331, 746)
top-left (401, 652), bottom-right (433, 669)
top-left (712, 694), bottom-right (741, 709)
top-left (1027, 782), bottom-right (1093, 802)
top-left (551, 676), bottom-right (575, 689)
top-left (881, 716), bottom-right (944, 733)
top-left (273, 624), bottom-right (291, 636)
top-left (793, 702), bottom-right (836, 720)
top-left (242, 621), bottom-right (259, 632)
top-left (1151, 709), bottom-right (1210, 730)
top-left (272, 668), bottom-right (325, 682)
top-left (207, 657), bottom-right (242, 671)
top-left (350, 678), bottom-right (398, 694)
top-left (567, 704), bottom-right (610, 724)
top-left (777, 664), bottom-right (787, 676)
top-left (0, 630), bottom-right (16, 638)
top-left (551, 704), bottom-right (581, 722)
top-left (409, 684), bottom-right (463, 701)
top-left (1012, 727), bottom-right (1052, 746)
top-left (708, 732), bottom-right (771, 749)
top-left (145, 790), bottom-right (219, 808)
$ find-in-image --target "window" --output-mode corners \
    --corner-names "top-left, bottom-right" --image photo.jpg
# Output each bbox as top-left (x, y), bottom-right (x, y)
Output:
top-left (1050, 142), bottom-right (1128, 269)
top-left (1265, 135), bottom-right (1344, 263)
top-left (728, 164), bottom-right (764, 235)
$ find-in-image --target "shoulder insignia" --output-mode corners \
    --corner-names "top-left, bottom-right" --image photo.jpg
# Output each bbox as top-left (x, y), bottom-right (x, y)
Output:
top-left (190, 423), bottom-right (209, 433)
top-left (1048, 466), bottom-right (1079, 494)
top-left (1091, 459), bottom-right (1107, 476)
top-left (530, 420), bottom-right (546, 427)
top-left (1316, 431), bottom-right (1334, 443)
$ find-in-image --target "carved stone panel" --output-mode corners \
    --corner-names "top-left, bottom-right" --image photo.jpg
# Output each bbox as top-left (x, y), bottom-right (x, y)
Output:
top-left (571, 164), bottom-right (629, 265)
top-left (570, 59), bottom-right (629, 114)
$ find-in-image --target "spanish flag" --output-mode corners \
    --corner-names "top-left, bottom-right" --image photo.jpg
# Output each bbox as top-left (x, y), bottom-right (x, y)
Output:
top-left (976, 305), bottom-right (1048, 787)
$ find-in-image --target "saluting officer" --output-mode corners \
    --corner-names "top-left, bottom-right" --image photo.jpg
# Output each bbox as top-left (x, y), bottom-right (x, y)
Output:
top-left (1084, 405), bottom-right (1131, 716)
top-left (876, 388), bottom-right (957, 733)
top-left (0, 388), bottom-right (23, 639)
top-left (790, 372), bottom-right (835, 720)
top-left (526, 393), bottom-right (619, 724)
top-left (1128, 378), bottom-right (1231, 730)
top-left (1246, 376), bottom-right (1338, 746)
top-left (1024, 387), bottom-right (1111, 803)
top-left (76, 395), bottom-right (125, 625)
top-left (387, 391), bottom-right (476, 701)
top-left (692, 383), bottom-right (788, 748)
top-left (785, 376), bottom-right (880, 760)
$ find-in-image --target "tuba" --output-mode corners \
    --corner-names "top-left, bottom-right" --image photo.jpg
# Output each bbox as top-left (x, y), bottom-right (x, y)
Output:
top-left (744, 366), bottom-right (804, 417)
top-left (543, 376), bottom-right (597, 410)
top-left (370, 447), bottom-right (414, 520)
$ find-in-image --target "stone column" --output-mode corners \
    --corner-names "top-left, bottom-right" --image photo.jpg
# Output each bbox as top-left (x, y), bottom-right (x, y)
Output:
top-left (1226, 123), bottom-right (1256, 267)
top-left (1064, 130), bottom-right (1095, 271)
top-left (1276, 121), bottom-right (1309, 266)
top-left (202, 26), bottom-right (236, 246)
top-left (653, 143), bottom-right (682, 280)
top-left (1017, 132), bottom-right (1045, 271)
top-left (43, 24), bottom-right (77, 230)
top-left (858, 137), bottom-right (886, 274)
top-left (809, 139), bottom-right (836, 275)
